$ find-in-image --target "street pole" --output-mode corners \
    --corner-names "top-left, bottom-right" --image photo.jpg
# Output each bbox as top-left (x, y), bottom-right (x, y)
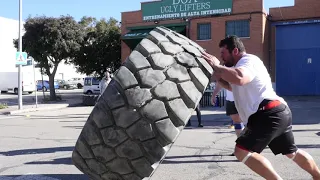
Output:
top-left (32, 58), bottom-right (38, 108)
top-left (18, 0), bottom-right (23, 110)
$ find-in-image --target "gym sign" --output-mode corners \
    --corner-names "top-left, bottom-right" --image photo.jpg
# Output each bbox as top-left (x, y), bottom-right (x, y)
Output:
top-left (142, 0), bottom-right (233, 21)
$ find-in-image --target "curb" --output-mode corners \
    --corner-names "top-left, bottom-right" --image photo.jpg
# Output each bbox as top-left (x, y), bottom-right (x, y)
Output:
top-left (2, 103), bottom-right (83, 115)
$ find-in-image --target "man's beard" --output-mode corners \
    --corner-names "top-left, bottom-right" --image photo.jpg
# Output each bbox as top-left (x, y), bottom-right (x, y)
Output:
top-left (224, 58), bottom-right (235, 67)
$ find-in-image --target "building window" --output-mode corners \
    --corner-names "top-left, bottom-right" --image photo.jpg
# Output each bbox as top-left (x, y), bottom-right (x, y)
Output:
top-left (226, 20), bottom-right (250, 38)
top-left (197, 23), bottom-right (211, 40)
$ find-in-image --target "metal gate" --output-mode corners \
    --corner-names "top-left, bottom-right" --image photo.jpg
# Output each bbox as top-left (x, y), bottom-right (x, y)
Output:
top-left (275, 22), bottom-right (320, 95)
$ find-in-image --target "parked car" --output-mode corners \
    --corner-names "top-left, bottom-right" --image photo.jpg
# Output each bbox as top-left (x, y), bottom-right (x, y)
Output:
top-left (67, 77), bottom-right (84, 89)
top-left (83, 77), bottom-right (100, 94)
top-left (55, 79), bottom-right (77, 89)
top-left (36, 80), bottom-right (59, 91)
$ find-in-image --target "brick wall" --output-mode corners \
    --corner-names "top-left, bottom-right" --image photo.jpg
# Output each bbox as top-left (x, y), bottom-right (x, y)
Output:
top-left (121, 0), bottom-right (267, 65)
top-left (269, 0), bottom-right (320, 21)
top-left (189, 13), bottom-right (267, 63)
top-left (120, 0), bottom-right (320, 86)
top-left (262, 13), bottom-right (271, 79)
top-left (121, 10), bottom-right (186, 62)
top-left (231, 0), bottom-right (263, 14)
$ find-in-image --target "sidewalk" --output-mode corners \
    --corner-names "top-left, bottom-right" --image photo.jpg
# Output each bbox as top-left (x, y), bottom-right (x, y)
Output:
top-left (0, 98), bottom-right (82, 115)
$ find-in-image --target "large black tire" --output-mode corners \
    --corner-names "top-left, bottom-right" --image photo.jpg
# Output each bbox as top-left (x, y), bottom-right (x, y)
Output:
top-left (72, 26), bottom-right (213, 180)
top-left (83, 95), bottom-right (100, 106)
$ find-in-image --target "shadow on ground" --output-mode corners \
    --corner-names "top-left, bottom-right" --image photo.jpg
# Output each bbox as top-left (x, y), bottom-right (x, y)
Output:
top-left (297, 144), bottom-right (320, 149)
top-left (8, 114), bottom-right (89, 120)
top-left (162, 159), bottom-right (238, 164)
top-left (0, 146), bottom-right (74, 156)
top-left (0, 174), bottom-right (87, 180)
top-left (162, 154), bottom-right (238, 164)
top-left (25, 157), bottom-right (73, 165)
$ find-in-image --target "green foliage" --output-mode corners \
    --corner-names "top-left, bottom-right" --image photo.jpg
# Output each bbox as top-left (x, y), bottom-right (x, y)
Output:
top-left (12, 15), bottom-right (122, 100)
top-left (0, 103), bottom-right (8, 109)
top-left (14, 15), bottom-right (85, 100)
top-left (72, 17), bottom-right (122, 79)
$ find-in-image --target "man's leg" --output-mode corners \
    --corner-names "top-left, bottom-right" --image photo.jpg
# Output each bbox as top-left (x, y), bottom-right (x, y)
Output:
top-left (186, 120), bottom-right (191, 127)
top-left (266, 106), bottom-right (320, 179)
top-left (195, 105), bottom-right (203, 127)
top-left (225, 100), bottom-right (234, 128)
top-left (234, 145), bottom-right (282, 180)
top-left (234, 126), bottom-right (284, 180)
top-left (269, 129), bottom-right (320, 179)
top-left (236, 102), bottom-right (320, 179)
top-left (230, 114), bottom-right (243, 137)
top-left (226, 101), bottom-right (243, 137)
top-left (286, 149), bottom-right (320, 179)
top-left (234, 102), bottom-right (291, 179)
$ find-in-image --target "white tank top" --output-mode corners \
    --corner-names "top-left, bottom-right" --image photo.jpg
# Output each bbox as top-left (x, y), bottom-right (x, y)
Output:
top-left (226, 90), bottom-right (234, 101)
top-left (230, 54), bottom-right (287, 124)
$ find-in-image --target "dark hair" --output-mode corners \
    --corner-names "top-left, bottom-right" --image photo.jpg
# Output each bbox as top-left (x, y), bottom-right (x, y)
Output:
top-left (219, 35), bottom-right (246, 54)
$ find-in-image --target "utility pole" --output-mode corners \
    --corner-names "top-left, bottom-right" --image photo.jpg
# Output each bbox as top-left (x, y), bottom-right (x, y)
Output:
top-left (18, 0), bottom-right (23, 109)
top-left (32, 58), bottom-right (38, 108)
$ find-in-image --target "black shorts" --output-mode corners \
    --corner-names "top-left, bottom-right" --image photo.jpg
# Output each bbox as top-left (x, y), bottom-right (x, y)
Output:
top-left (236, 99), bottom-right (298, 155)
top-left (226, 100), bottom-right (238, 116)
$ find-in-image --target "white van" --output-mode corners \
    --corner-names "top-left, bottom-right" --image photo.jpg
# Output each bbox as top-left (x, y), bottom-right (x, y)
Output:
top-left (68, 77), bottom-right (84, 89)
top-left (83, 77), bottom-right (100, 94)
top-left (0, 59), bottom-right (35, 94)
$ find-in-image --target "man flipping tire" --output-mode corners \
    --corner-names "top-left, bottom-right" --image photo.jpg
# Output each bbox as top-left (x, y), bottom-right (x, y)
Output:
top-left (202, 35), bottom-right (320, 180)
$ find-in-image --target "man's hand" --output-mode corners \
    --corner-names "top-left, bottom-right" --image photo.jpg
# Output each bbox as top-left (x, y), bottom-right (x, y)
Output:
top-left (201, 51), bottom-right (220, 67)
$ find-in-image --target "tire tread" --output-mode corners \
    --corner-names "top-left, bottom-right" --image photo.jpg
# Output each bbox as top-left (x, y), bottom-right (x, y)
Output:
top-left (72, 26), bottom-right (212, 180)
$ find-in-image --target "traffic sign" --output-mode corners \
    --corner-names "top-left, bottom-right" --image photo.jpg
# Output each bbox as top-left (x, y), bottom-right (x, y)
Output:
top-left (16, 52), bottom-right (28, 65)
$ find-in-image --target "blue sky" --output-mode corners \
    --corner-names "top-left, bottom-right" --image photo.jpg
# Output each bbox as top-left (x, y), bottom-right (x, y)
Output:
top-left (0, 0), bottom-right (294, 22)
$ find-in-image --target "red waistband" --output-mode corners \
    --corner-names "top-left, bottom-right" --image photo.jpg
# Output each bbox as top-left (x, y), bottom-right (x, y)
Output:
top-left (259, 100), bottom-right (281, 110)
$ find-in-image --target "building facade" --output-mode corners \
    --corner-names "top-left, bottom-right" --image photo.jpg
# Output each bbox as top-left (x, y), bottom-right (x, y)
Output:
top-left (121, 0), bottom-right (320, 96)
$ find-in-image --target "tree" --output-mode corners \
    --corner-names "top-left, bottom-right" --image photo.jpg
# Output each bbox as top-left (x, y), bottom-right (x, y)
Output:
top-left (14, 15), bottom-right (85, 100)
top-left (72, 17), bottom-right (121, 79)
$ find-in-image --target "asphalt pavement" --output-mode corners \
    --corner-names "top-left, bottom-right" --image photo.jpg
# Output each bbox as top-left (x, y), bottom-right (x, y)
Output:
top-left (0, 96), bottom-right (319, 180)
top-left (0, 89), bottom-right (83, 106)
top-left (0, 89), bottom-right (83, 115)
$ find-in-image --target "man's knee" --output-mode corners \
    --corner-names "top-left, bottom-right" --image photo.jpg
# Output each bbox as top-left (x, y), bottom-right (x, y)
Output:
top-left (285, 149), bottom-right (313, 161)
top-left (234, 144), bottom-right (252, 164)
top-left (286, 151), bottom-right (297, 160)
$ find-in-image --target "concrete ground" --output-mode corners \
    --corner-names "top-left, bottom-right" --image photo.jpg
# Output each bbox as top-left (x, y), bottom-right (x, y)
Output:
top-left (0, 89), bottom-right (83, 114)
top-left (0, 96), bottom-right (319, 180)
top-left (0, 89), bottom-right (83, 106)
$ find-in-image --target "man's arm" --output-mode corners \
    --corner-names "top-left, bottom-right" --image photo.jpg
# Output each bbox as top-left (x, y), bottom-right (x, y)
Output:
top-left (211, 70), bottom-right (232, 92)
top-left (217, 78), bottom-right (232, 91)
top-left (212, 82), bottom-right (223, 97)
top-left (202, 52), bottom-right (254, 86)
top-left (213, 65), bottom-right (252, 86)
